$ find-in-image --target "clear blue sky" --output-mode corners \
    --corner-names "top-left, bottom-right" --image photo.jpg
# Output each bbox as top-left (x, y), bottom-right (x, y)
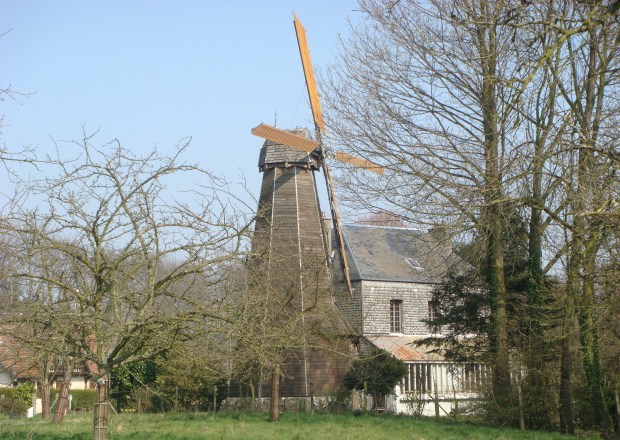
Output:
top-left (2, 0), bottom-right (360, 213)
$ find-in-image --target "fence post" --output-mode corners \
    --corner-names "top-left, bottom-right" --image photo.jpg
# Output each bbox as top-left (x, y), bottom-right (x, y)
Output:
top-left (434, 381), bottom-right (439, 419)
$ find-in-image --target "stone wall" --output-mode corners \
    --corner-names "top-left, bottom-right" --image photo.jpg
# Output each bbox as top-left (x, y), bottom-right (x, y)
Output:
top-left (360, 280), bottom-right (435, 336)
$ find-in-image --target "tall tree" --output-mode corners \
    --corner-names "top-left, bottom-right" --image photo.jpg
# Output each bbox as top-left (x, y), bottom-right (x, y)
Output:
top-left (324, 0), bottom-right (620, 430)
top-left (323, 0), bottom-right (521, 417)
top-left (561, 5), bottom-right (619, 433)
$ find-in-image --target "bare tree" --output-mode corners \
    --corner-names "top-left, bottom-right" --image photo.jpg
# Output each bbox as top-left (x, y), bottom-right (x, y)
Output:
top-left (323, 0), bottom-right (523, 416)
top-left (1, 133), bottom-right (244, 439)
top-left (224, 247), bottom-right (347, 421)
top-left (323, 0), bottom-right (620, 432)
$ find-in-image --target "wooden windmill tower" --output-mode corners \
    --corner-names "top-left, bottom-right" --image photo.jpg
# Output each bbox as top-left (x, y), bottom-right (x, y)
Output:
top-left (249, 14), bottom-right (382, 397)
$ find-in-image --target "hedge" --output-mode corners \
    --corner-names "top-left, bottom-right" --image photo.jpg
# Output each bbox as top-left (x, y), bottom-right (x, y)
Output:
top-left (52, 389), bottom-right (96, 412)
top-left (0, 388), bottom-right (16, 399)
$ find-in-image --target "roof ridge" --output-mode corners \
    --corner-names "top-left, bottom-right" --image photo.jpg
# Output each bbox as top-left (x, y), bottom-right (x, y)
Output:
top-left (344, 224), bottom-right (421, 232)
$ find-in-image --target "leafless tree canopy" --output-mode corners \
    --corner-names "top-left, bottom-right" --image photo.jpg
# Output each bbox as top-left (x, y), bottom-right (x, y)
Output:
top-left (323, 0), bottom-right (620, 433)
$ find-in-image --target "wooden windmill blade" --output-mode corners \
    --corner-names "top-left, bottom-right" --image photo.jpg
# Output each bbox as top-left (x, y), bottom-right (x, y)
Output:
top-left (293, 13), bottom-right (325, 134)
top-left (292, 11), bottom-right (355, 296)
top-left (321, 160), bottom-right (355, 295)
top-left (335, 151), bottom-right (384, 175)
top-left (251, 124), bottom-right (383, 173)
top-left (252, 123), bottom-right (319, 153)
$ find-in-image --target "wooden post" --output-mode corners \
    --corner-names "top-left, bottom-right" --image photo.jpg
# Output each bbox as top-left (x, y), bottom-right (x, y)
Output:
top-left (54, 359), bottom-right (74, 425)
top-left (434, 381), bottom-right (439, 419)
top-left (32, 382), bottom-right (37, 419)
top-left (452, 386), bottom-right (458, 419)
top-left (310, 382), bottom-right (314, 415)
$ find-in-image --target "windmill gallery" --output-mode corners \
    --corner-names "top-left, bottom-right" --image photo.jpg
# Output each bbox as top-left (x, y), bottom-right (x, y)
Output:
top-left (230, 14), bottom-right (485, 416)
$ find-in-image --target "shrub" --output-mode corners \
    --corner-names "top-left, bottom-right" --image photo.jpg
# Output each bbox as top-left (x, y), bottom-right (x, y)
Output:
top-left (13, 382), bottom-right (35, 407)
top-left (0, 395), bottom-right (27, 417)
top-left (0, 388), bottom-right (15, 399)
top-left (131, 387), bottom-right (155, 413)
top-left (51, 389), bottom-right (96, 412)
top-left (323, 388), bottom-right (351, 413)
top-left (344, 348), bottom-right (407, 403)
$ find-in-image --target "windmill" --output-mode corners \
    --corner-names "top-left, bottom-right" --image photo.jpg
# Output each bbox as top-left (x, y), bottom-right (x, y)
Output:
top-left (251, 13), bottom-right (383, 296)
top-left (247, 14), bottom-right (382, 398)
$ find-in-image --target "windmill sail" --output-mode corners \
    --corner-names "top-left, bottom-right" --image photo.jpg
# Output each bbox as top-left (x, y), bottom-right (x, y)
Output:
top-left (293, 13), bottom-right (325, 134)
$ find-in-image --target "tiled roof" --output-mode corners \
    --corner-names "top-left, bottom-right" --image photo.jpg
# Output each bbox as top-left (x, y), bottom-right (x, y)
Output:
top-left (365, 335), bottom-right (425, 361)
top-left (365, 335), bottom-right (445, 362)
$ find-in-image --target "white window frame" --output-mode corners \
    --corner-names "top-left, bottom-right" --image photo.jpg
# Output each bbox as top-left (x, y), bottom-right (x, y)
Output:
top-left (390, 299), bottom-right (403, 333)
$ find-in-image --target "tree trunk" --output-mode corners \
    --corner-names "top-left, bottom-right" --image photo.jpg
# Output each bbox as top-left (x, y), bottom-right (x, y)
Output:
top-left (486, 216), bottom-right (511, 412)
top-left (53, 358), bottom-right (75, 424)
top-left (614, 385), bottom-right (620, 434)
top-left (269, 369), bottom-right (280, 422)
top-left (573, 25), bottom-right (614, 438)
top-left (559, 283), bottom-right (575, 435)
top-left (41, 381), bottom-right (51, 420)
top-left (93, 375), bottom-right (110, 440)
top-left (475, 2), bottom-right (511, 414)
top-left (579, 236), bottom-right (613, 435)
top-left (524, 151), bottom-right (553, 428)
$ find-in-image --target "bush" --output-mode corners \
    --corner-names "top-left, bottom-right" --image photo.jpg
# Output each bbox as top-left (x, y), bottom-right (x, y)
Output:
top-left (13, 382), bottom-right (35, 407)
top-left (344, 349), bottom-right (407, 401)
top-left (131, 387), bottom-right (155, 413)
top-left (51, 389), bottom-right (96, 412)
top-left (323, 388), bottom-right (351, 413)
top-left (0, 388), bottom-right (15, 399)
top-left (0, 395), bottom-right (27, 417)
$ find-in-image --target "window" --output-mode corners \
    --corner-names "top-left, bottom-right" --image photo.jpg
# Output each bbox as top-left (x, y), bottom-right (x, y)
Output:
top-left (390, 299), bottom-right (403, 333)
top-left (404, 258), bottom-right (421, 269)
top-left (428, 301), bottom-right (438, 322)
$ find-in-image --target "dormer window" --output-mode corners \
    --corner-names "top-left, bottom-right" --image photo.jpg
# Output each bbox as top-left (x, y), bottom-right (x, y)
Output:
top-left (405, 258), bottom-right (421, 269)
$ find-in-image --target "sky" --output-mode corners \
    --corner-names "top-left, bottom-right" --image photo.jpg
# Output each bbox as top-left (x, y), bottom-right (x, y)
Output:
top-left (1, 0), bottom-right (361, 215)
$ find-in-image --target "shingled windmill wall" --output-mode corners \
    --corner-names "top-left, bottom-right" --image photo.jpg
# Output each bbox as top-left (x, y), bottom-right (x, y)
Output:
top-left (249, 131), bottom-right (348, 397)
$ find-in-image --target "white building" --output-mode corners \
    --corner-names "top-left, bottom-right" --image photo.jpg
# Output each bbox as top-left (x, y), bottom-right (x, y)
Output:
top-left (335, 224), bottom-right (486, 416)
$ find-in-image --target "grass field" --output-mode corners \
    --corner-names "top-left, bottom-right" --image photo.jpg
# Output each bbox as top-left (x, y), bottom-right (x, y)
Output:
top-left (0, 412), bottom-right (600, 440)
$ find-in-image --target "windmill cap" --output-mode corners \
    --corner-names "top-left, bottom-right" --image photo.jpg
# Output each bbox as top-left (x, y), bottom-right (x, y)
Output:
top-left (258, 127), bottom-right (321, 171)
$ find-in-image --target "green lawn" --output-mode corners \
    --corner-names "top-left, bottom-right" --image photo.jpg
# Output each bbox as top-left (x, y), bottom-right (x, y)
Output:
top-left (0, 412), bottom-right (599, 440)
